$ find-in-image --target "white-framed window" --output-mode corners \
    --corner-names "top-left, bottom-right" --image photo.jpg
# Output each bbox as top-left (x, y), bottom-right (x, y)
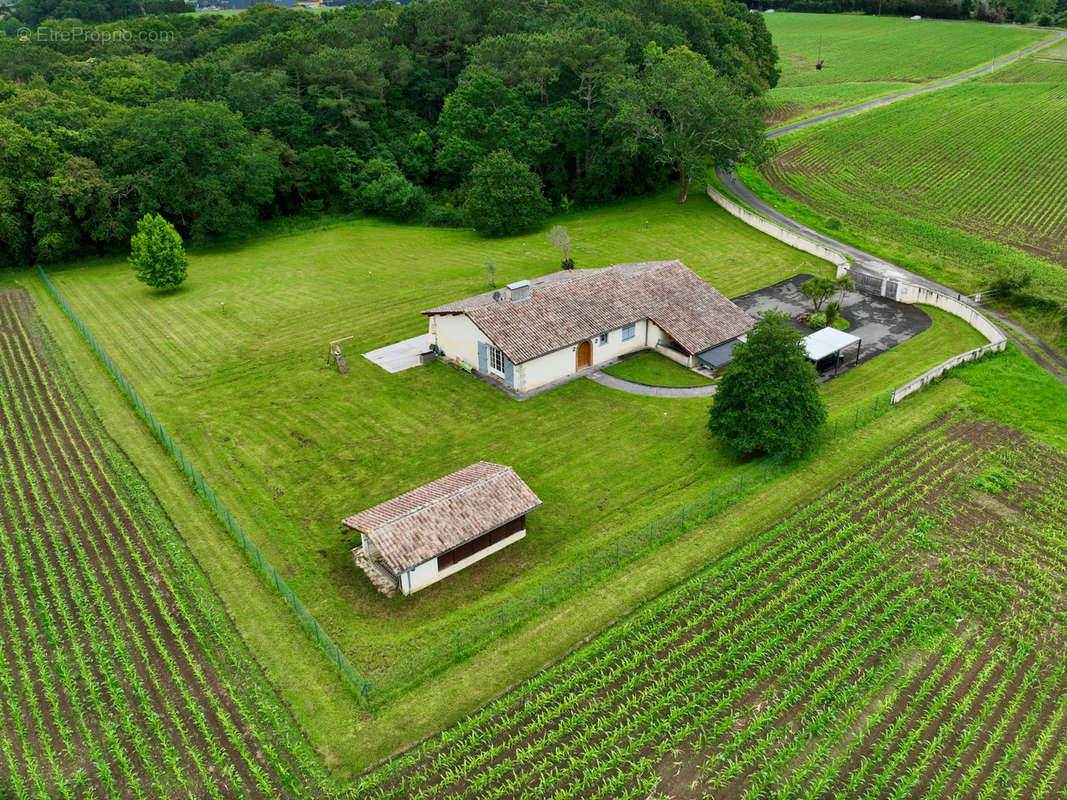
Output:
top-left (487, 344), bottom-right (506, 375)
top-left (622, 323), bottom-right (636, 342)
top-left (598, 332), bottom-right (609, 346)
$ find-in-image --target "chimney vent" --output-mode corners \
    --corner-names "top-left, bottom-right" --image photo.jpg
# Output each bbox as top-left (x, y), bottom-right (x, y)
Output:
top-left (505, 280), bottom-right (531, 303)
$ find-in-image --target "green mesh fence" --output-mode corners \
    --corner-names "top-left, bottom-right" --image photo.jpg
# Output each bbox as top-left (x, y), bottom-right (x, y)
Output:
top-left (36, 266), bottom-right (379, 707)
top-left (369, 389), bottom-right (894, 695)
top-left (37, 263), bottom-right (894, 707)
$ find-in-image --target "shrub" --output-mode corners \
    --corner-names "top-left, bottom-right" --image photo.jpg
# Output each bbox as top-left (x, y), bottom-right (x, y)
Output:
top-left (356, 158), bottom-right (429, 222)
top-left (464, 150), bottom-right (550, 237)
top-left (425, 204), bottom-right (464, 228)
top-left (807, 312), bottom-right (827, 330)
top-left (824, 216), bottom-right (842, 230)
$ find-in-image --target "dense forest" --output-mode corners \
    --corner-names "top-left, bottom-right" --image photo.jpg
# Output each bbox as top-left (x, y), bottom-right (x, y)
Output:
top-left (0, 0), bottom-right (779, 266)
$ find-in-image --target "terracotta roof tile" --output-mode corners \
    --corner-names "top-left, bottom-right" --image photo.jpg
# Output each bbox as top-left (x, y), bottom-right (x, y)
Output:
top-left (423, 260), bottom-right (753, 363)
top-left (342, 462), bottom-right (541, 573)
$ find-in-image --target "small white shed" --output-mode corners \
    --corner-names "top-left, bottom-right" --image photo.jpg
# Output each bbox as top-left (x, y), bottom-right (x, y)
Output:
top-left (343, 462), bottom-right (542, 596)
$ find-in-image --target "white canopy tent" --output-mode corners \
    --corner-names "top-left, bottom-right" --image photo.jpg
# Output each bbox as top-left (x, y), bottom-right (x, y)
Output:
top-left (801, 327), bottom-right (861, 375)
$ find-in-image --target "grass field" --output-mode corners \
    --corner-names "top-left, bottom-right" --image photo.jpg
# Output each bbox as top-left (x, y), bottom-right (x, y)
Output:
top-left (0, 288), bottom-right (326, 798)
top-left (357, 413), bottom-right (1067, 798)
top-left (602, 350), bottom-right (714, 386)
top-left (39, 190), bottom-right (980, 693)
top-left (742, 41), bottom-right (1067, 352)
top-left (762, 14), bottom-right (1048, 124)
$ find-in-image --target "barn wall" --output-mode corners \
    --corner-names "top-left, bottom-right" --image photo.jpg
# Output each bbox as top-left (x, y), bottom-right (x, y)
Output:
top-left (402, 529), bottom-right (526, 594)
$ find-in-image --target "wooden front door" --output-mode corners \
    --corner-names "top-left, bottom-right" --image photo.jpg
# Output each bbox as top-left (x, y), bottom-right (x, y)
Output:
top-left (576, 340), bottom-right (592, 370)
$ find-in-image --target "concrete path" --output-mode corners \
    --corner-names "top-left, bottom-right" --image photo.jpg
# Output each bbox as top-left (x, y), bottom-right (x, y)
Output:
top-left (720, 27), bottom-right (1067, 385)
top-left (363, 334), bottom-right (432, 373)
top-left (587, 370), bottom-right (718, 398)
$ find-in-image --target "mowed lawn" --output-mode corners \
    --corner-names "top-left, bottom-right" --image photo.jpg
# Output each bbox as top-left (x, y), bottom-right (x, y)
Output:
top-left (762, 13), bottom-right (1047, 124)
top-left (602, 350), bottom-right (714, 386)
top-left (47, 191), bottom-right (982, 676)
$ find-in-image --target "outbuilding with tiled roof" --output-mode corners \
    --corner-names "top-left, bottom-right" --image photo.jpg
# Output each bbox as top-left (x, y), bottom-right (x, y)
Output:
top-left (344, 462), bottom-right (541, 596)
top-left (424, 260), bottom-right (753, 396)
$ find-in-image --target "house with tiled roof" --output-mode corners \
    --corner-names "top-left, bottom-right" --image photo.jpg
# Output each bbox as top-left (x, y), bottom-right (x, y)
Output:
top-left (344, 462), bottom-right (541, 596)
top-left (424, 260), bottom-right (753, 395)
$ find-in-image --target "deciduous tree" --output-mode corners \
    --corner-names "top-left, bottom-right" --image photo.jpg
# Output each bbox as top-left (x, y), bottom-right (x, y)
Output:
top-left (129, 212), bottom-right (188, 291)
top-left (612, 46), bottom-right (771, 203)
top-left (709, 311), bottom-right (826, 460)
top-left (464, 150), bottom-right (549, 237)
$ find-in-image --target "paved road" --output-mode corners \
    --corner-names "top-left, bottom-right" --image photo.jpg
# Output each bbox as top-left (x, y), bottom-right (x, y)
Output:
top-left (720, 27), bottom-right (1067, 385)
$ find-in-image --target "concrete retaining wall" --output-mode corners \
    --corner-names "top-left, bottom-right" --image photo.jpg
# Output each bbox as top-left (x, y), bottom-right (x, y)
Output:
top-left (706, 182), bottom-right (1007, 405)
top-left (706, 184), bottom-right (851, 276)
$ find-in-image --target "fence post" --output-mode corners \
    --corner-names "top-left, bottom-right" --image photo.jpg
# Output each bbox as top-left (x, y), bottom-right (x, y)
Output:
top-left (614, 541), bottom-right (619, 566)
top-left (500, 606), bottom-right (506, 633)
top-left (854, 407), bottom-right (860, 428)
top-left (455, 632), bottom-right (462, 661)
top-left (738, 474), bottom-right (744, 494)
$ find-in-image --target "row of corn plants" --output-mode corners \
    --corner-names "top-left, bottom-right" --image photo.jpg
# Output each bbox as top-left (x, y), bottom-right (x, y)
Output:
top-left (0, 290), bottom-right (329, 799)
top-left (355, 415), bottom-right (1067, 799)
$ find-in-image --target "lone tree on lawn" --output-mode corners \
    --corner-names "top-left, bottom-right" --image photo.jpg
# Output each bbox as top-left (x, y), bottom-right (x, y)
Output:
top-left (709, 311), bottom-right (827, 460)
top-left (465, 150), bottom-right (550, 237)
top-left (547, 225), bottom-right (574, 269)
top-left (129, 213), bottom-right (188, 291)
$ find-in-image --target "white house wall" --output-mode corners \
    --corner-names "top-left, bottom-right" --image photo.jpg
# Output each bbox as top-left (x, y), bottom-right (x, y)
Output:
top-left (516, 321), bottom-right (652, 391)
top-left (400, 529), bottom-right (527, 594)
top-left (429, 314), bottom-right (484, 369)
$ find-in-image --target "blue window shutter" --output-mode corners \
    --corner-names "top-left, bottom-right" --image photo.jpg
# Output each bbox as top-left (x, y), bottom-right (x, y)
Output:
top-left (503, 356), bottom-right (514, 387)
top-left (477, 341), bottom-right (488, 372)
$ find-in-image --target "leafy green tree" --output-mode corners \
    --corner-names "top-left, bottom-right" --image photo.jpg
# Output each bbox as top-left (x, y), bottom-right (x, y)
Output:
top-left (709, 311), bottom-right (827, 460)
top-left (99, 99), bottom-right (279, 239)
top-left (0, 118), bottom-right (60, 266)
top-left (801, 276), bottom-right (837, 313)
top-left (464, 150), bottom-right (549, 237)
top-left (129, 212), bottom-right (188, 291)
top-left (177, 63), bottom-right (231, 102)
top-left (612, 45), bottom-right (770, 203)
top-left (355, 158), bottom-right (428, 221)
top-left (434, 74), bottom-right (550, 183)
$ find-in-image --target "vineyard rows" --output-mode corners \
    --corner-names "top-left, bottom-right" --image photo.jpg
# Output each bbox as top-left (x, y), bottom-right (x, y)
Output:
top-left (0, 288), bottom-right (325, 799)
top-left (357, 414), bottom-right (1067, 799)
top-left (761, 14), bottom-right (1046, 124)
top-left (761, 51), bottom-right (1067, 287)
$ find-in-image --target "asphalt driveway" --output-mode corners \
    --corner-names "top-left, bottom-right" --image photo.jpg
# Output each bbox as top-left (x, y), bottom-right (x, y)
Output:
top-left (731, 274), bottom-right (931, 376)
